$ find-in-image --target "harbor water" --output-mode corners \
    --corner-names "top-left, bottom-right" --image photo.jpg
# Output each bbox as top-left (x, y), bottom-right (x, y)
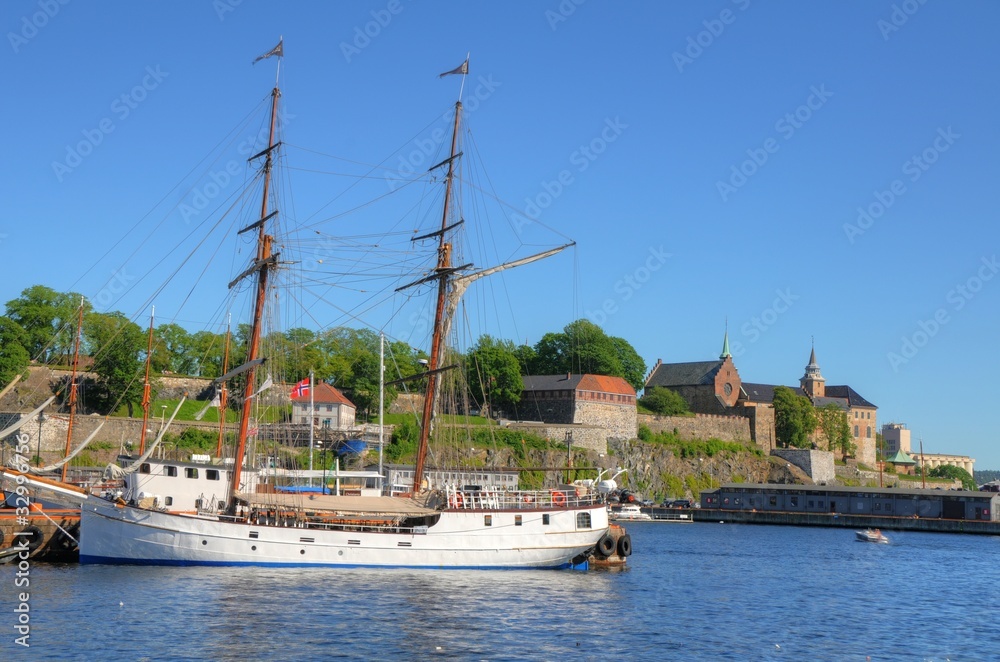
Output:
top-left (3, 522), bottom-right (998, 660)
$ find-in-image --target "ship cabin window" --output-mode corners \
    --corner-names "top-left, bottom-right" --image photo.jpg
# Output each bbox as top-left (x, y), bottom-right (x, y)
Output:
top-left (185, 468), bottom-right (199, 479)
top-left (515, 515), bottom-right (522, 526)
top-left (164, 496), bottom-right (173, 506)
top-left (576, 512), bottom-right (591, 529)
top-left (206, 469), bottom-right (220, 481)
top-left (164, 466), bottom-right (177, 477)
top-left (543, 514), bottom-right (550, 526)
top-left (769, 496), bottom-right (777, 506)
top-left (790, 496), bottom-right (798, 507)
top-left (139, 463), bottom-right (151, 474)
top-left (484, 515), bottom-right (492, 527)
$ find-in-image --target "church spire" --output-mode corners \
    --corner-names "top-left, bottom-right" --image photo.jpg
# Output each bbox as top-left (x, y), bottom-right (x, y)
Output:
top-left (720, 323), bottom-right (731, 359)
top-left (801, 338), bottom-right (825, 398)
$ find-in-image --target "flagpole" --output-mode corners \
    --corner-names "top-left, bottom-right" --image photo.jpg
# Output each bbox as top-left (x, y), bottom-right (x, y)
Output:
top-left (275, 35), bottom-right (282, 87)
top-left (308, 369), bottom-right (314, 482)
top-left (458, 52), bottom-right (470, 101)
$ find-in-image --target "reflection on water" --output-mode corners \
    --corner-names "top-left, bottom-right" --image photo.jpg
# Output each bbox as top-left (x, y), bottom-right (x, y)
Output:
top-left (4, 524), bottom-right (999, 660)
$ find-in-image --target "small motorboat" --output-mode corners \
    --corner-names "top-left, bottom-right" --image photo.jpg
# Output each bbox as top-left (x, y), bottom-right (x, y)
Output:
top-left (855, 529), bottom-right (889, 544)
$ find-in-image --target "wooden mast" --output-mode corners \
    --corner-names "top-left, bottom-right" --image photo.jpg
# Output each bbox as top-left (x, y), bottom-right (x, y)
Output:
top-left (228, 84), bottom-right (280, 511)
top-left (138, 307), bottom-right (155, 455)
top-left (412, 99), bottom-right (462, 494)
top-left (215, 315), bottom-right (231, 458)
top-left (61, 298), bottom-right (84, 482)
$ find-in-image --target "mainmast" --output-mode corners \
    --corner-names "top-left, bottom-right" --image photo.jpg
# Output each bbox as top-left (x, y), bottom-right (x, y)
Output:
top-left (411, 99), bottom-right (462, 494)
top-left (138, 307), bottom-right (155, 455)
top-left (61, 298), bottom-right (84, 482)
top-left (227, 84), bottom-right (281, 511)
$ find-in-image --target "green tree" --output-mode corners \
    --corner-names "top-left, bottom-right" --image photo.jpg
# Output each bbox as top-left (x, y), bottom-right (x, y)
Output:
top-left (152, 323), bottom-right (194, 374)
top-left (816, 403), bottom-right (854, 457)
top-left (638, 386), bottom-right (690, 416)
top-left (85, 311), bottom-right (146, 416)
top-left (5, 285), bottom-right (87, 363)
top-left (465, 334), bottom-right (523, 417)
top-left (531, 319), bottom-right (645, 390)
top-left (928, 464), bottom-right (976, 491)
top-left (511, 343), bottom-right (537, 375)
top-left (773, 386), bottom-right (816, 449)
top-left (0, 316), bottom-right (31, 387)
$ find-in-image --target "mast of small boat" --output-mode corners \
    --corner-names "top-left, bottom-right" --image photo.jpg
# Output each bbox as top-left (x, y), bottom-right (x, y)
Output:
top-left (227, 82), bottom-right (281, 512)
top-left (60, 297), bottom-right (85, 482)
top-left (378, 331), bottom-right (385, 482)
top-left (215, 314), bottom-right (231, 458)
top-left (137, 307), bottom-right (155, 455)
top-left (411, 97), bottom-right (462, 495)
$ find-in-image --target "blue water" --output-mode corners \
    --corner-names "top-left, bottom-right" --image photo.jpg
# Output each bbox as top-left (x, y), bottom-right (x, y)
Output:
top-left (3, 522), bottom-right (998, 660)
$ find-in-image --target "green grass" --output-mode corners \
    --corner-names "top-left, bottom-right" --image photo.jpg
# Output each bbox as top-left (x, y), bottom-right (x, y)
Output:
top-left (112, 398), bottom-right (289, 424)
top-left (375, 412), bottom-right (495, 427)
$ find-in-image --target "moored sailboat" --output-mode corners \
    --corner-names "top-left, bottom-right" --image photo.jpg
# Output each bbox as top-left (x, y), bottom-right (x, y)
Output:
top-left (78, 47), bottom-right (613, 569)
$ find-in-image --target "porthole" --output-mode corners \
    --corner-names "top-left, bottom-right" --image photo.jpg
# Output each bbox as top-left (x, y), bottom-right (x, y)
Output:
top-left (251, 545), bottom-right (257, 551)
top-left (300, 549), bottom-right (305, 555)
top-left (202, 540), bottom-right (207, 545)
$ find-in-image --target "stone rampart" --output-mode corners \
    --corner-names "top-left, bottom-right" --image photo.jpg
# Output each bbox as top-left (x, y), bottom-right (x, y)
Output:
top-left (574, 402), bottom-right (636, 441)
top-left (772, 448), bottom-right (836, 484)
top-left (503, 422), bottom-right (608, 454)
top-left (638, 412), bottom-right (751, 443)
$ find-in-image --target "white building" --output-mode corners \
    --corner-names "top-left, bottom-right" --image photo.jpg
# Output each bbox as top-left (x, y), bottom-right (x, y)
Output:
top-left (291, 382), bottom-right (356, 430)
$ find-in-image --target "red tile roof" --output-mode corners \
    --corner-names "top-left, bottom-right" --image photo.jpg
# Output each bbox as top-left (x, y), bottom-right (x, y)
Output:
top-left (291, 382), bottom-right (355, 408)
top-left (577, 374), bottom-right (635, 396)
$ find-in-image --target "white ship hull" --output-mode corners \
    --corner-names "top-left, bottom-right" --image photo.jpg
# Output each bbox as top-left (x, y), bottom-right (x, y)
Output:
top-left (80, 499), bottom-right (610, 569)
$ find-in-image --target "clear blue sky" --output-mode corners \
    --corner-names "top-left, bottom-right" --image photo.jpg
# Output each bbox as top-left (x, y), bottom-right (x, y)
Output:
top-left (5, 2), bottom-right (1000, 467)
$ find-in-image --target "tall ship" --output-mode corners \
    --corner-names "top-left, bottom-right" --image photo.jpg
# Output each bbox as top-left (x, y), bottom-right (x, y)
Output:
top-left (76, 45), bottom-right (614, 568)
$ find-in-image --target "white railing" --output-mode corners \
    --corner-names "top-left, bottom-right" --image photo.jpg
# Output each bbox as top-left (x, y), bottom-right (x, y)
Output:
top-left (444, 486), bottom-right (601, 510)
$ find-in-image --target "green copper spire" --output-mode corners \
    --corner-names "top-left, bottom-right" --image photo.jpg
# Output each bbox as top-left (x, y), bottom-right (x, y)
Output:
top-left (720, 327), bottom-right (731, 359)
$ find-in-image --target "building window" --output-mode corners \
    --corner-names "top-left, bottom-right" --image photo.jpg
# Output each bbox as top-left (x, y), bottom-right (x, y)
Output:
top-left (206, 469), bottom-right (219, 481)
top-left (164, 466), bottom-right (177, 477)
top-left (855, 412), bottom-right (859, 419)
top-left (327, 405), bottom-right (333, 412)
top-left (866, 426), bottom-right (872, 438)
top-left (854, 425), bottom-right (859, 437)
top-left (323, 419), bottom-right (331, 428)
top-left (186, 468), bottom-right (199, 479)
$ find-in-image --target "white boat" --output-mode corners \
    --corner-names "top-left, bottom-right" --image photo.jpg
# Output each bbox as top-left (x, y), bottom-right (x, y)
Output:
top-left (79, 48), bottom-right (612, 569)
top-left (611, 504), bottom-right (652, 521)
top-left (855, 529), bottom-right (889, 544)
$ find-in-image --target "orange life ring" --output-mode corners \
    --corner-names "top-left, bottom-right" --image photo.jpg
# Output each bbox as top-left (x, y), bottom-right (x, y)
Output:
top-left (552, 491), bottom-right (567, 506)
top-left (452, 491), bottom-right (464, 508)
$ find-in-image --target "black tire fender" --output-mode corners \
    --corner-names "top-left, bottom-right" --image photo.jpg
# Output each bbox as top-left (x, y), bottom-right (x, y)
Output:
top-left (597, 533), bottom-right (616, 557)
top-left (617, 533), bottom-right (632, 557)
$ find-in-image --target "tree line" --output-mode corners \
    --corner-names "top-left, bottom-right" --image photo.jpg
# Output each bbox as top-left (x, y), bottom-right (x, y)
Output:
top-left (0, 285), bottom-right (649, 421)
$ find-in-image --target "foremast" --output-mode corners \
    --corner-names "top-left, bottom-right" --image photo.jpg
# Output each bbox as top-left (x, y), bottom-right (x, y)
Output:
top-left (60, 298), bottom-right (84, 482)
top-left (411, 99), bottom-right (463, 494)
top-left (227, 84), bottom-right (281, 512)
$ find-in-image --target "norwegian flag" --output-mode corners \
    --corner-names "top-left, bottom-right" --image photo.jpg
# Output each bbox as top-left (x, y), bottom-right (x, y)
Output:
top-left (291, 379), bottom-right (310, 398)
